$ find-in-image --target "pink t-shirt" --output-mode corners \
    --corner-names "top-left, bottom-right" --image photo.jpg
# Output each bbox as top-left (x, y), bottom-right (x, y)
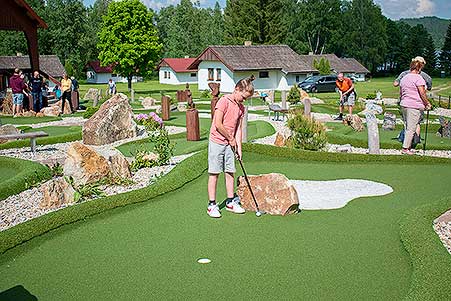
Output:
top-left (209, 94), bottom-right (244, 145)
top-left (400, 73), bottom-right (426, 110)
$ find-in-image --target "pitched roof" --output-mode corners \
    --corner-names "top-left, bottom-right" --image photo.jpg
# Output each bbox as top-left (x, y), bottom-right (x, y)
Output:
top-left (299, 54), bottom-right (369, 74)
top-left (0, 55), bottom-right (65, 77)
top-left (158, 58), bottom-right (197, 72)
top-left (86, 60), bottom-right (114, 73)
top-left (189, 45), bottom-right (318, 74)
top-left (340, 58), bottom-right (370, 74)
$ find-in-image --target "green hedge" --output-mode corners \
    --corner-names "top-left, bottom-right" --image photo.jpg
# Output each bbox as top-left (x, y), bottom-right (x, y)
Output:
top-left (0, 156), bottom-right (52, 201)
top-left (400, 199), bottom-right (451, 300)
top-left (0, 150), bottom-right (208, 255)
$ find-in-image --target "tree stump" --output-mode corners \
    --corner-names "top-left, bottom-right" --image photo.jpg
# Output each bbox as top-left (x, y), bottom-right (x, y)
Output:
top-left (71, 91), bottom-right (79, 111)
top-left (303, 98), bottom-right (311, 117)
top-left (161, 95), bottom-right (171, 121)
top-left (186, 109), bottom-right (200, 141)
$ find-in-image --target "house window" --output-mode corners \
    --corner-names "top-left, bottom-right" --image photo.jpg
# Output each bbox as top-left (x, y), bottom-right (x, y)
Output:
top-left (208, 68), bottom-right (214, 81)
top-left (296, 75), bottom-right (299, 82)
top-left (112, 73), bottom-right (117, 77)
top-left (216, 68), bottom-right (221, 81)
top-left (168, 71), bottom-right (171, 79)
top-left (163, 71), bottom-right (167, 79)
top-left (259, 71), bottom-right (269, 78)
top-left (190, 73), bottom-right (196, 77)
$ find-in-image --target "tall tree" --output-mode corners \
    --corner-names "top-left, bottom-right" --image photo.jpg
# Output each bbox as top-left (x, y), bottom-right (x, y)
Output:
top-left (384, 19), bottom-right (404, 73)
top-left (440, 22), bottom-right (451, 75)
top-left (98, 0), bottom-right (162, 91)
top-left (423, 33), bottom-right (437, 75)
top-left (343, 0), bottom-right (387, 73)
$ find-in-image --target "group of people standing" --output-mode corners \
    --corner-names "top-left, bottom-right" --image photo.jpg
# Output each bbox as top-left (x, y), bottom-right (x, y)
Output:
top-left (333, 56), bottom-right (432, 155)
top-left (8, 69), bottom-right (78, 117)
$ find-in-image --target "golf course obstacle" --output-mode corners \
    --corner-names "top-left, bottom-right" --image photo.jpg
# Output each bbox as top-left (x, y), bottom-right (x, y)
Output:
top-left (186, 108), bottom-right (200, 141)
top-left (161, 95), bottom-right (171, 121)
top-left (208, 82), bottom-right (220, 120)
top-left (364, 101), bottom-right (383, 154)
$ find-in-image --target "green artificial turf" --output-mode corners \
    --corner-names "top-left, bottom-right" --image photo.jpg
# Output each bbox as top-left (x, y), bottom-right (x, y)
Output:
top-left (0, 126), bottom-right (81, 150)
top-left (0, 115), bottom-right (62, 125)
top-left (1, 145), bottom-right (450, 299)
top-left (117, 119), bottom-right (275, 157)
top-left (326, 122), bottom-right (451, 150)
top-left (0, 156), bottom-right (51, 201)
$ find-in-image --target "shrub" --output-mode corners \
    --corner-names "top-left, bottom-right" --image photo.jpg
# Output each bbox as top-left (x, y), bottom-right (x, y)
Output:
top-left (313, 58), bottom-right (331, 75)
top-left (135, 112), bottom-right (163, 132)
top-left (287, 110), bottom-right (327, 151)
top-left (287, 85), bottom-right (301, 104)
top-left (366, 93), bottom-right (376, 100)
top-left (83, 106), bottom-right (99, 119)
top-left (131, 128), bottom-right (174, 171)
top-left (201, 89), bottom-right (211, 98)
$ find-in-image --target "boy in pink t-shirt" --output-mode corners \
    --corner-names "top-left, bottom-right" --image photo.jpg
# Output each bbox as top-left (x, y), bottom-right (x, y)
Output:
top-left (207, 76), bottom-right (255, 218)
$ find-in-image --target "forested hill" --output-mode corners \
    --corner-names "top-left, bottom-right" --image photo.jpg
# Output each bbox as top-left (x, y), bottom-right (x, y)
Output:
top-left (399, 16), bottom-right (450, 49)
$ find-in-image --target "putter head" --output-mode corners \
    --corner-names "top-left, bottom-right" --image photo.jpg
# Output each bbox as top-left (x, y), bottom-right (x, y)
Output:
top-left (255, 211), bottom-right (264, 217)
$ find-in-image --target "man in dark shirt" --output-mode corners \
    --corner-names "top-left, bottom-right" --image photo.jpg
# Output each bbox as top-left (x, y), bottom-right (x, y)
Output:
top-left (9, 68), bottom-right (26, 117)
top-left (30, 71), bottom-right (43, 112)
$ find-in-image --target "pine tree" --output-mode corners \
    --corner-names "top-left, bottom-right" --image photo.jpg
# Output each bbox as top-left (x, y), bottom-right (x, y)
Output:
top-left (423, 33), bottom-right (437, 75)
top-left (440, 22), bottom-right (451, 75)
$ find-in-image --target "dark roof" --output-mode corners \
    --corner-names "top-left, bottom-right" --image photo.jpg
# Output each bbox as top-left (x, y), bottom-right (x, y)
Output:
top-left (158, 58), bottom-right (197, 72)
top-left (12, 0), bottom-right (48, 29)
top-left (299, 54), bottom-right (369, 74)
top-left (0, 55), bottom-right (65, 77)
top-left (86, 60), bottom-right (114, 73)
top-left (189, 45), bottom-right (318, 74)
top-left (341, 58), bottom-right (370, 74)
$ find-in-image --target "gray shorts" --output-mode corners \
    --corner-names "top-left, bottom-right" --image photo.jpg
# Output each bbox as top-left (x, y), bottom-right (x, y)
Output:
top-left (340, 91), bottom-right (355, 106)
top-left (208, 140), bottom-right (236, 174)
top-left (13, 93), bottom-right (23, 105)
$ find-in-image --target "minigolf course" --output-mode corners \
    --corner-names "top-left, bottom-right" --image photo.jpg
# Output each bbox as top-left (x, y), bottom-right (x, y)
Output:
top-left (1, 145), bottom-right (451, 300)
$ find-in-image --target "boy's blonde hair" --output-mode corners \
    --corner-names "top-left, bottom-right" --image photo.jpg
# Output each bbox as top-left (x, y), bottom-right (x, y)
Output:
top-left (235, 75), bottom-right (255, 94)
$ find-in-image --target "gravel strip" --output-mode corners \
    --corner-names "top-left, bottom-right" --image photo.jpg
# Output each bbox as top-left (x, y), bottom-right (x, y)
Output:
top-left (434, 221), bottom-right (451, 255)
top-left (0, 153), bottom-right (194, 232)
top-left (17, 116), bottom-right (86, 128)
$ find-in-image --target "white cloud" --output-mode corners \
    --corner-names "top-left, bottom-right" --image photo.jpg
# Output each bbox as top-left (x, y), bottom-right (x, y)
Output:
top-left (374, 0), bottom-right (437, 19)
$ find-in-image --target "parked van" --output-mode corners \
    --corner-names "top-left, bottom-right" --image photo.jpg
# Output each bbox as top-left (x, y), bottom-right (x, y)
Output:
top-left (298, 75), bottom-right (338, 93)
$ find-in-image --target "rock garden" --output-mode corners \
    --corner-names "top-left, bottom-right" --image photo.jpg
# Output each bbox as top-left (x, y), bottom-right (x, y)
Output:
top-left (0, 80), bottom-right (450, 300)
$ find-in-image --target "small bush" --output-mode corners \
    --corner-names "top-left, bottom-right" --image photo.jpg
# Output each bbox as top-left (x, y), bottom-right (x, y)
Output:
top-left (366, 93), bottom-right (376, 100)
top-left (201, 89), bottom-right (211, 98)
top-left (135, 112), bottom-right (163, 132)
top-left (287, 85), bottom-right (301, 104)
top-left (287, 110), bottom-right (327, 151)
top-left (83, 107), bottom-right (99, 119)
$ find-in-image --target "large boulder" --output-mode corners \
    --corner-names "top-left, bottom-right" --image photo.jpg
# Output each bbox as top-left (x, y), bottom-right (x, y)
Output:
top-left (64, 142), bottom-right (110, 185)
top-left (40, 177), bottom-right (76, 208)
top-left (83, 88), bottom-right (100, 101)
top-left (236, 173), bottom-right (300, 215)
top-left (141, 97), bottom-right (156, 109)
top-left (40, 105), bottom-right (61, 117)
top-left (82, 94), bottom-right (137, 145)
top-left (109, 153), bottom-right (131, 178)
top-left (0, 124), bottom-right (20, 144)
top-left (23, 110), bottom-right (37, 117)
top-left (54, 100), bottom-right (72, 114)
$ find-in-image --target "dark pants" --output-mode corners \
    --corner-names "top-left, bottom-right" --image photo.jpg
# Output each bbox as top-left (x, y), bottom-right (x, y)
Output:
top-left (32, 91), bottom-right (42, 113)
top-left (61, 91), bottom-right (73, 113)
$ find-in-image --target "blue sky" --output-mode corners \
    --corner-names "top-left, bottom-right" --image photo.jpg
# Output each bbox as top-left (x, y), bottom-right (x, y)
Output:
top-left (83, 0), bottom-right (451, 19)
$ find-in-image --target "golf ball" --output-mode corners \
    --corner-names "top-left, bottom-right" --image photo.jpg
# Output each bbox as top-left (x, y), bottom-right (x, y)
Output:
top-left (256, 211), bottom-right (262, 217)
top-left (197, 258), bottom-right (211, 264)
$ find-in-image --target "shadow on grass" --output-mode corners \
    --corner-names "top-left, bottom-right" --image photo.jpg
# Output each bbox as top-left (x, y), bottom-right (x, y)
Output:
top-left (0, 285), bottom-right (38, 301)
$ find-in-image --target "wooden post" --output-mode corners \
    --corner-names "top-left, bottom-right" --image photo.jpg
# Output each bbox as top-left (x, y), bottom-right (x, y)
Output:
top-left (303, 98), bottom-right (311, 117)
top-left (162, 95), bottom-right (171, 121)
top-left (242, 106), bottom-right (248, 142)
top-left (186, 109), bottom-right (200, 141)
top-left (71, 91), bottom-right (79, 111)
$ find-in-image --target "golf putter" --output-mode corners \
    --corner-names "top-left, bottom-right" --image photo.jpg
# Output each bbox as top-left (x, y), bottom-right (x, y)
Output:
top-left (232, 146), bottom-right (263, 217)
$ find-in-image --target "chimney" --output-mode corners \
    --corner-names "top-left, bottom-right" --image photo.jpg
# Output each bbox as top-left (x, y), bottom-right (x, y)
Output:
top-left (244, 41), bottom-right (252, 46)
top-left (184, 55), bottom-right (189, 59)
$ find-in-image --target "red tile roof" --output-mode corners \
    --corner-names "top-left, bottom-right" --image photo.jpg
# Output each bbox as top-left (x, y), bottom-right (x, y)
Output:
top-left (86, 60), bottom-right (114, 73)
top-left (158, 58), bottom-right (197, 73)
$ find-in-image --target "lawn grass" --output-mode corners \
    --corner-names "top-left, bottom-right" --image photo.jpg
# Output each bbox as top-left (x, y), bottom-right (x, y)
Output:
top-left (326, 122), bottom-right (451, 150)
top-left (0, 156), bottom-right (51, 201)
top-left (0, 145), bottom-right (450, 299)
top-left (0, 126), bottom-right (81, 150)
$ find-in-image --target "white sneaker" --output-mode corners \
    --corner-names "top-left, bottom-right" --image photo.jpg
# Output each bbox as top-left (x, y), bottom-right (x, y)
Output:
top-left (207, 204), bottom-right (221, 218)
top-left (226, 198), bottom-right (246, 214)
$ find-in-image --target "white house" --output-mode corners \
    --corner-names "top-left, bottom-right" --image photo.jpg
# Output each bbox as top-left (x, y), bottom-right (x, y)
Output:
top-left (186, 45), bottom-right (318, 93)
top-left (85, 61), bottom-right (141, 84)
top-left (157, 58), bottom-right (198, 85)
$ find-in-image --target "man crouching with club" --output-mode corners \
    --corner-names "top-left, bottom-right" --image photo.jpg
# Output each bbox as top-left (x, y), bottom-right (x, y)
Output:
top-left (207, 75), bottom-right (255, 218)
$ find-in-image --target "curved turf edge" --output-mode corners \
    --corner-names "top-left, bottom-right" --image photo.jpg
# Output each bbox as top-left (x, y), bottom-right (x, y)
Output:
top-left (0, 150), bottom-right (208, 255)
top-left (400, 199), bottom-right (451, 300)
top-left (0, 156), bottom-right (52, 201)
